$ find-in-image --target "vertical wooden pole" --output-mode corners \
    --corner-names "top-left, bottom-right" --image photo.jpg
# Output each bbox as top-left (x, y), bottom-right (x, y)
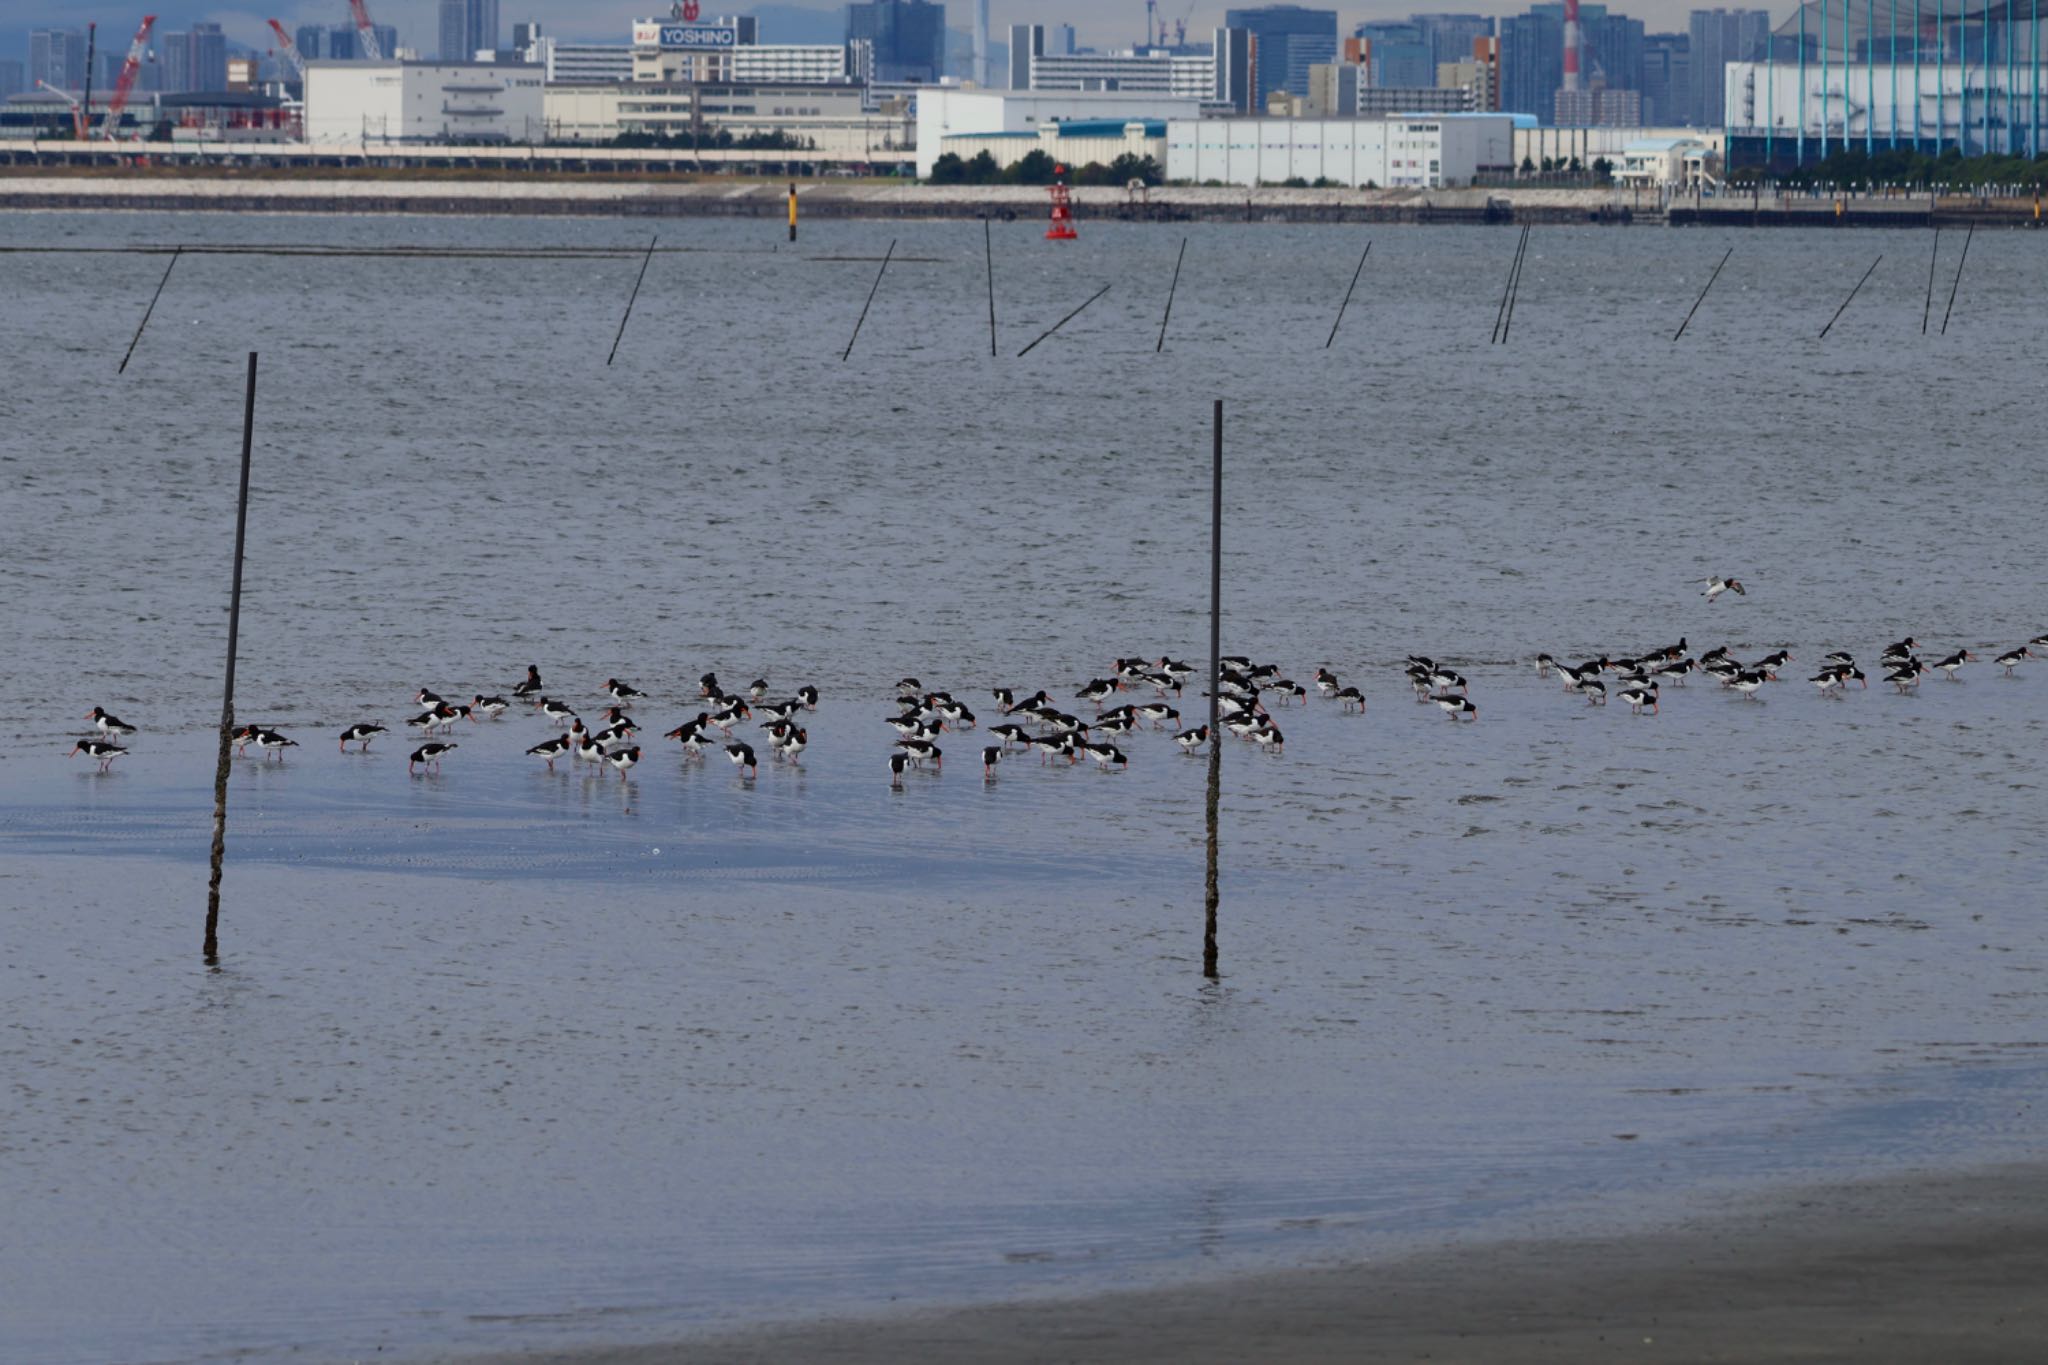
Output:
top-left (205, 352), bottom-right (258, 967)
top-left (984, 217), bottom-right (998, 358)
top-left (1923, 227), bottom-right (1940, 335)
top-left (1204, 399), bottom-right (1222, 981)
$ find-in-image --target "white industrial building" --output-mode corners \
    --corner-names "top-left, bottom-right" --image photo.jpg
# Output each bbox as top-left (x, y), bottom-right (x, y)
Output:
top-left (1024, 50), bottom-right (1218, 100)
top-left (523, 38), bottom-right (633, 85)
top-left (303, 61), bottom-right (545, 144)
top-left (543, 81), bottom-right (908, 156)
top-left (936, 119), bottom-right (1167, 175)
top-left (1166, 114), bottom-right (1515, 188)
top-left (916, 89), bottom-right (1204, 177)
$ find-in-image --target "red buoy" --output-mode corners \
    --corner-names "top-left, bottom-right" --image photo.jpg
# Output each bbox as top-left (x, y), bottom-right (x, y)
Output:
top-left (1046, 164), bottom-right (1078, 241)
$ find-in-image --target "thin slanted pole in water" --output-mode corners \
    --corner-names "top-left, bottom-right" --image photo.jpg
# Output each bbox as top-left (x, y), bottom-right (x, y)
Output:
top-left (1940, 223), bottom-right (1974, 335)
top-left (1325, 240), bottom-right (1372, 349)
top-left (206, 351), bottom-right (259, 968)
top-left (1922, 227), bottom-right (1941, 335)
top-left (1017, 283), bottom-right (1111, 358)
top-left (1500, 227), bottom-right (1531, 343)
top-left (606, 234), bottom-right (657, 367)
top-left (983, 218), bottom-right (997, 358)
top-left (1157, 236), bottom-right (1188, 353)
top-left (119, 246), bottom-right (181, 374)
top-left (1204, 398), bottom-right (1223, 981)
top-left (1491, 224), bottom-right (1527, 344)
top-left (842, 237), bottom-right (896, 363)
top-left (1672, 246), bottom-right (1733, 343)
top-left (1819, 255), bottom-right (1883, 339)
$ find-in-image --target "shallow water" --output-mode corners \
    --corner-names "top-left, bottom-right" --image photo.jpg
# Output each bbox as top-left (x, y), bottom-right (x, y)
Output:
top-left (1, 212), bottom-right (2046, 1363)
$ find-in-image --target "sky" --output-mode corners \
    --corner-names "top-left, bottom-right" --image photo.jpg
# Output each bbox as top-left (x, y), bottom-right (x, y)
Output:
top-left (3, 0), bottom-right (1735, 61)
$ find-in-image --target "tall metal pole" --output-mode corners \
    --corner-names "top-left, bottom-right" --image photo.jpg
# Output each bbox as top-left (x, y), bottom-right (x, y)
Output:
top-left (1157, 236), bottom-right (1187, 354)
top-left (606, 234), bottom-right (657, 367)
top-left (205, 352), bottom-right (259, 967)
top-left (1924, 225), bottom-right (1941, 332)
top-left (1203, 400), bottom-right (1222, 981)
top-left (119, 246), bottom-right (181, 374)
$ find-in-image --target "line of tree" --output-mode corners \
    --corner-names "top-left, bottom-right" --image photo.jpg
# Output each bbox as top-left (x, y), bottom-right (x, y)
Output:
top-left (927, 148), bottom-right (1163, 186)
top-left (610, 129), bottom-right (816, 151)
top-left (1730, 146), bottom-right (2048, 190)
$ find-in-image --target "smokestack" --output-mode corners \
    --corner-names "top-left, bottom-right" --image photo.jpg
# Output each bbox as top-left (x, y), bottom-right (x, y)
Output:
top-left (1562, 0), bottom-right (1582, 93)
top-left (974, 0), bottom-right (990, 85)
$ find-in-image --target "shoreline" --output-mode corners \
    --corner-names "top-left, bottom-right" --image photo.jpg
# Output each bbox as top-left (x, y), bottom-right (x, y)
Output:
top-left (434, 1161), bottom-right (2048, 1364)
top-left (0, 172), bottom-right (2038, 227)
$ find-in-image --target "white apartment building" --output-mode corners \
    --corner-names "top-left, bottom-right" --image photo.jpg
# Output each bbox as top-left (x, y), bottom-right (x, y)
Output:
top-left (304, 60), bottom-right (546, 144)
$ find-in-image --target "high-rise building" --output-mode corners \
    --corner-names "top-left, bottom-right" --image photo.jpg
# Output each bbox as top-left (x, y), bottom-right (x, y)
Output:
top-left (1641, 31), bottom-right (1690, 124)
top-left (1411, 14), bottom-right (1495, 69)
top-left (440, 0), bottom-right (499, 61)
top-left (847, 0), bottom-right (946, 83)
top-left (159, 24), bottom-right (229, 94)
top-left (1581, 11), bottom-right (1644, 97)
top-left (327, 24), bottom-right (400, 62)
top-left (1687, 9), bottom-right (1768, 126)
top-left (1213, 26), bottom-right (1257, 111)
top-left (1497, 8), bottom-right (1562, 116)
top-left (1354, 21), bottom-right (1435, 88)
top-left (1008, 23), bottom-right (1042, 88)
top-left (295, 25), bottom-right (326, 61)
top-left (1223, 5), bottom-right (1337, 103)
top-left (0, 59), bottom-right (24, 100)
top-left (29, 29), bottom-right (89, 92)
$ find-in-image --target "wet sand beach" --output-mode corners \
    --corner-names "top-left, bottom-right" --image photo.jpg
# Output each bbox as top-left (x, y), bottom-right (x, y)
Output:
top-left (452, 1164), bottom-right (2048, 1365)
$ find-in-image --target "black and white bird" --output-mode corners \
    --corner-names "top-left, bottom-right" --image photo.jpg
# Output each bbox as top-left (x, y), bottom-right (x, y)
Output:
top-left (1728, 671), bottom-right (1770, 700)
top-left (606, 746), bottom-right (642, 779)
top-left (512, 665), bottom-right (544, 697)
top-left (1700, 577), bottom-right (1746, 603)
top-left (538, 697), bottom-right (578, 725)
top-left (1996, 647), bottom-right (2032, 676)
top-left (747, 679), bottom-right (771, 701)
top-left (1933, 649), bottom-right (1976, 680)
top-left (249, 729), bottom-right (299, 760)
top-left (70, 738), bottom-right (127, 772)
top-left (1431, 693), bottom-right (1481, 721)
top-left (1334, 686), bottom-right (1366, 713)
top-left (1174, 724), bottom-right (1210, 753)
top-left (895, 738), bottom-right (943, 769)
top-left (526, 734), bottom-right (572, 769)
top-left (981, 745), bottom-right (1002, 778)
top-left (889, 752), bottom-right (909, 785)
top-left (1616, 685), bottom-right (1658, 715)
top-left (339, 723), bottom-right (386, 753)
top-left (605, 678), bottom-right (647, 703)
top-left (471, 694), bottom-right (510, 719)
top-left (796, 685), bottom-right (819, 710)
top-left (1315, 667), bottom-right (1341, 697)
top-left (774, 727), bottom-right (807, 763)
top-left (409, 741), bottom-right (456, 773)
top-left (1077, 678), bottom-right (1119, 708)
top-left (1080, 740), bottom-right (1129, 769)
top-left (85, 706), bottom-right (137, 737)
top-left (725, 742), bottom-right (759, 777)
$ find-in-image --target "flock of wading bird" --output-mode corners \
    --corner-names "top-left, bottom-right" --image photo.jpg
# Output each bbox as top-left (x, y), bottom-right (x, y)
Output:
top-left (65, 590), bottom-right (2048, 778)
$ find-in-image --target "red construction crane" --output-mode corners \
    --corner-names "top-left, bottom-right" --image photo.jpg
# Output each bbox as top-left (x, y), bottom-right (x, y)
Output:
top-left (347, 0), bottom-right (384, 60)
top-left (268, 19), bottom-right (306, 79)
top-left (98, 15), bottom-right (157, 140)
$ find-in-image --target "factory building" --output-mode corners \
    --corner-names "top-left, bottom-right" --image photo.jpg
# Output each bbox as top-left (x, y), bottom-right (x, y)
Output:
top-left (1167, 113), bottom-right (1515, 186)
top-left (303, 60), bottom-right (545, 144)
top-left (915, 90), bottom-right (1205, 177)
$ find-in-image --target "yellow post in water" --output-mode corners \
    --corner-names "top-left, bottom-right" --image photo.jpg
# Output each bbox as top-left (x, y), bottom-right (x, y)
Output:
top-left (788, 182), bottom-right (798, 242)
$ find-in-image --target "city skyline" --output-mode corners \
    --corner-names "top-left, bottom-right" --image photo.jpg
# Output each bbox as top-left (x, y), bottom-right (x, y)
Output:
top-left (5, 0), bottom-right (1775, 63)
